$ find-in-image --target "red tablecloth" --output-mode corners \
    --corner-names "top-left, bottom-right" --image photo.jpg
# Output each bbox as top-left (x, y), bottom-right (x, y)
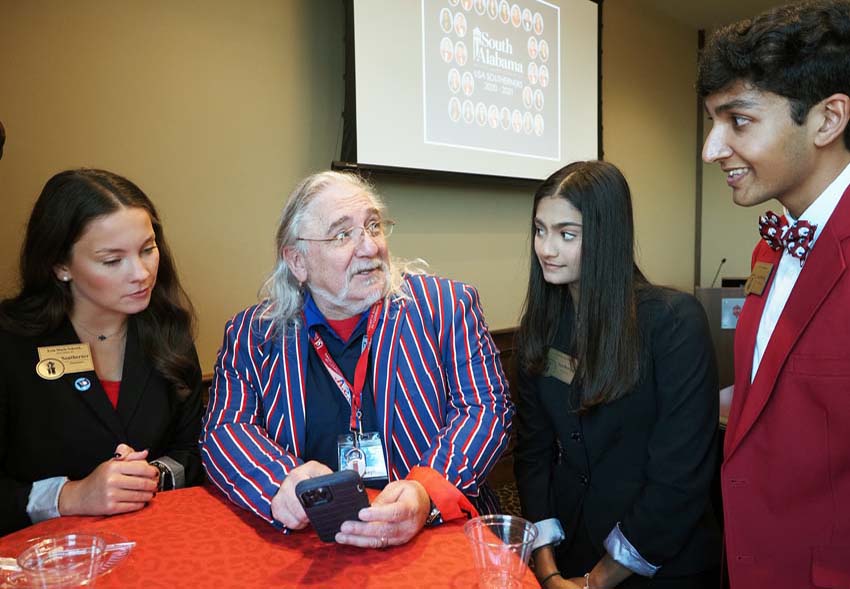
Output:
top-left (0, 486), bottom-right (540, 588)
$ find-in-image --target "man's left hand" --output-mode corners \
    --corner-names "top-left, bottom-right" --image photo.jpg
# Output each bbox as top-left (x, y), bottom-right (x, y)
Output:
top-left (335, 479), bottom-right (430, 548)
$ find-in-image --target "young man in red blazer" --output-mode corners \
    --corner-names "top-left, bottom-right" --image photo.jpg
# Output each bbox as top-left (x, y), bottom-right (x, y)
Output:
top-left (698, 1), bottom-right (850, 587)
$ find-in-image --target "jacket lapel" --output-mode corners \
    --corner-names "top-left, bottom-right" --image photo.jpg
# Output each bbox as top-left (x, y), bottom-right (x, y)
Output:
top-left (727, 190), bottom-right (850, 457)
top-left (280, 325), bottom-right (308, 456)
top-left (371, 296), bottom-right (407, 479)
top-left (116, 319), bottom-right (151, 428)
top-left (724, 245), bottom-right (780, 456)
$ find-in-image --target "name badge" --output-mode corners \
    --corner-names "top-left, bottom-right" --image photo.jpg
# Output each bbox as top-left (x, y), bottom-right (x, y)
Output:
top-left (338, 432), bottom-right (388, 481)
top-left (544, 348), bottom-right (576, 385)
top-left (35, 343), bottom-right (95, 380)
top-left (744, 261), bottom-right (774, 296)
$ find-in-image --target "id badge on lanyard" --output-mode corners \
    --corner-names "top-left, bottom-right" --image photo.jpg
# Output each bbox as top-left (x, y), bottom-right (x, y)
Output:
top-left (338, 432), bottom-right (388, 480)
top-left (307, 301), bottom-right (388, 481)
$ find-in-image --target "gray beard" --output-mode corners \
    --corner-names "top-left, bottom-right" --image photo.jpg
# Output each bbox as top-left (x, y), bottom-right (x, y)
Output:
top-left (307, 261), bottom-right (390, 318)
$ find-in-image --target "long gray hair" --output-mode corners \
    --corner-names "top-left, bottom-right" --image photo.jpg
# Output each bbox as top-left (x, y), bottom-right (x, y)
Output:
top-left (259, 170), bottom-right (425, 334)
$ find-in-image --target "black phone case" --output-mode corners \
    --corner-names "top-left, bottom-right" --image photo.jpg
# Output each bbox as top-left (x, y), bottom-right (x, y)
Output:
top-left (295, 470), bottom-right (370, 542)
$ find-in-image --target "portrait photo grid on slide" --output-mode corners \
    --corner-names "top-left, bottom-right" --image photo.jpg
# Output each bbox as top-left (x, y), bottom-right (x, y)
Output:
top-left (424, 0), bottom-right (560, 160)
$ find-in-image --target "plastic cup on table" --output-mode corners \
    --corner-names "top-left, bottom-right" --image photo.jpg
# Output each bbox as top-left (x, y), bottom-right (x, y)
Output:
top-left (463, 515), bottom-right (537, 589)
top-left (16, 534), bottom-right (106, 588)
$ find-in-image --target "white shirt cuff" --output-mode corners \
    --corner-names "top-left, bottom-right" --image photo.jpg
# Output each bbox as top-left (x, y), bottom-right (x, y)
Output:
top-left (27, 476), bottom-right (69, 523)
top-left (603, 522), bottom-right (660, 577)
top-left (533, 518), bottom-right (566, 551)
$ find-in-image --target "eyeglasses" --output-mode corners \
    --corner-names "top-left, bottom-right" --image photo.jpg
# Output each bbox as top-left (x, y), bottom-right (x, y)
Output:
top-left (296, 220), bottom-right (395, 248)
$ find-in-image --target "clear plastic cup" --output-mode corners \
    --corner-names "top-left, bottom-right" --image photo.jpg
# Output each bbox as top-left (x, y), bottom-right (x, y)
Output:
top-left (464, 515), bottom-right (537, 589)
top-left (16, 534), bottom-right (106, 588)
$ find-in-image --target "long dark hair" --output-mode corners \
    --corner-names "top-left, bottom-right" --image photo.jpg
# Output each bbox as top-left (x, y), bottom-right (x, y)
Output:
top-left (516, 160), bottom-right (647, 411)
top-left (0, 169), bottom-right (199, 399)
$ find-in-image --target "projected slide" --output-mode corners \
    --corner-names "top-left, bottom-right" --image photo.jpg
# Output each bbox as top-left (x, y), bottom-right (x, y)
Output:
top-left (423, 0), bottom-right (559, 160)
top-left (353, 0), bottom-right (596, 180)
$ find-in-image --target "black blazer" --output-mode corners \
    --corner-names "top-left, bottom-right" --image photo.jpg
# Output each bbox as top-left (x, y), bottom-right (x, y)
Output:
top-left (0, 318), bottom-right (203, 535)
top-left (514, 288), bottom-right (721, 579)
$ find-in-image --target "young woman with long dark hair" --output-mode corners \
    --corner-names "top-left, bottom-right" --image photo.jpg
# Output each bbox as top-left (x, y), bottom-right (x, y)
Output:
top-left (0, 169), bottom-right (203, 535)
top-left (514, 161), bottom-right (721, 588)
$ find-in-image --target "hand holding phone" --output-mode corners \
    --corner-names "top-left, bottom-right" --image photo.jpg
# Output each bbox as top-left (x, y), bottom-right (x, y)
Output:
top-left (296, 470), bottom-right (370, 542)
top-left (335, 479), bottom-right (430, 549)
top-left (271, 461), bottom-right (334, 529)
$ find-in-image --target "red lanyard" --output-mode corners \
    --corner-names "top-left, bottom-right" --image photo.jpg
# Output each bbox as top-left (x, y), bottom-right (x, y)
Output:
top-left (307, 300), bottom-right (383, 432)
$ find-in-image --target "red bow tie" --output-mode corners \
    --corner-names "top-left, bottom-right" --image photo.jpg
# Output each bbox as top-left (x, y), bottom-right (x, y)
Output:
top-left (758, 211), bottom-right (818, 266)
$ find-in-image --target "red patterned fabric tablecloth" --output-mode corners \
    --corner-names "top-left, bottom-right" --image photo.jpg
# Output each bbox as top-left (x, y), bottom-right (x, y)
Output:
top-left (0, 486), bottom-right (540, 588)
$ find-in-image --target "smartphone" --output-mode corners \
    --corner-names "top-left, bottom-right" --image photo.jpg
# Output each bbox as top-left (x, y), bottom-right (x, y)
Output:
top-left (295, 470), bottom-right (370, 542)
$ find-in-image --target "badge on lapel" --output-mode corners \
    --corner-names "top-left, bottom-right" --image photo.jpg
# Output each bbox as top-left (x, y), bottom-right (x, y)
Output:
top-left (744, 262), bottom-right (774, 296)
top-left (545, 348), bottom-right (577, 385)
top-left (35, 343), bottom-right (95, 381)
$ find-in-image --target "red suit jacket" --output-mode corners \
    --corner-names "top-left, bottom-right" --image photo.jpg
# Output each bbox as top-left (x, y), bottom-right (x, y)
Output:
top-left (724, 184), bottom-right (850, 588)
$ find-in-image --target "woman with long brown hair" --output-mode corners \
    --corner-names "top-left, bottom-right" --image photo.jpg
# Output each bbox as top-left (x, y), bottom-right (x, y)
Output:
top-left (0, 169), bottom-right (203, 535)
top-left (514, 161), bottom-right (721, 588)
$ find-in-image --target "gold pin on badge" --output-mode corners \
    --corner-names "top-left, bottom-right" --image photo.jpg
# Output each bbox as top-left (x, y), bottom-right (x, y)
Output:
top-left (36, 358), bottom-right (65, 380)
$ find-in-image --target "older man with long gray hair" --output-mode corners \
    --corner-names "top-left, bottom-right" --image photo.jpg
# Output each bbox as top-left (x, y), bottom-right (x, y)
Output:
top-left (201, 171), bottom-right (512, 548)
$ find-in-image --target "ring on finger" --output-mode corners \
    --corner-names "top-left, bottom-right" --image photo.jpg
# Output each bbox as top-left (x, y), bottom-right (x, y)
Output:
top-left (380, 535), bottom-right (388, 548)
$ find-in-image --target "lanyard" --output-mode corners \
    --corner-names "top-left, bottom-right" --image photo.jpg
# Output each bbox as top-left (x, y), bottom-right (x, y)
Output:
top-left (307, 300), bottom-right (383, 433)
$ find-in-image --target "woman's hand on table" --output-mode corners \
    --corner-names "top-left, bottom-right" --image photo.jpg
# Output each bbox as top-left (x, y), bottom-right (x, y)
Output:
top-left (271, 460), bottom-right (333, 530)
top-left (58, 444), bottom-right (158, 516)
top-left (335, 479), bottom-right (429, 549)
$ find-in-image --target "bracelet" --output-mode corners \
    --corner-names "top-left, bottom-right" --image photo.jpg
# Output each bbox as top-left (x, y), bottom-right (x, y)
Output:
top-left (151, 461), bottom-right (173, 491)
top-left (584, 572), bottom-right (591, 589)
top-left (539, 571), bottom-right (562, 586)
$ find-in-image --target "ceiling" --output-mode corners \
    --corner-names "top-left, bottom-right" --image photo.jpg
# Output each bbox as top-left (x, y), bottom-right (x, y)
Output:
top-left (641, 0), bottom-right (788, 30)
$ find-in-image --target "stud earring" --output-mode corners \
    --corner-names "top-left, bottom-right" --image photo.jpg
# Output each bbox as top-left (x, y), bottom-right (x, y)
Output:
top-left (62, 276), bottom-right (70, 282)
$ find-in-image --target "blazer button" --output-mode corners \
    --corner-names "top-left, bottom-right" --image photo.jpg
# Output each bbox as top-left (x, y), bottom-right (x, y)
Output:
top-left (580, 474), bottom-right (589, 486)
top-left (555, 439), bottom-right (565, 463)
top-left (570, 431), bottom-right (583, 443)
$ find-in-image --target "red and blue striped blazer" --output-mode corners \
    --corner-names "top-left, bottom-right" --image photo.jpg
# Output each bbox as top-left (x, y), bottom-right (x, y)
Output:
top-left (201, 274), bottom-right (513, 524)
